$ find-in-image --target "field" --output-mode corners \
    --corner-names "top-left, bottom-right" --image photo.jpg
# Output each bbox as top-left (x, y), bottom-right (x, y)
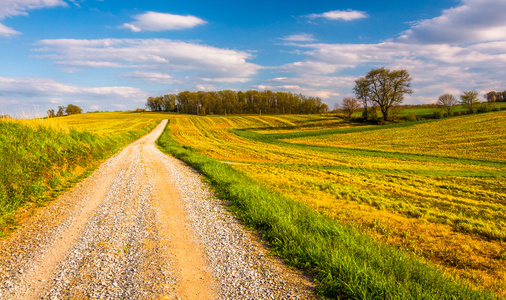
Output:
top-left (345, 102), bottom-right (506, 119)
top-left (164, 111), bottom-right (506, 296)
top-left (1, 110), bottom-right (505, 298)
top-left (0, 112), bottom-right (171, 235)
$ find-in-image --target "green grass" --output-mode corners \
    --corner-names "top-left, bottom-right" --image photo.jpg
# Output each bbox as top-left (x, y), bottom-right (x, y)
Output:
top-left (232, 125), bottom-right (505, 169)
top-left (347, 103), bottom-right (506, 118)
top-left (157, 120), bottom-right (497, 300)
top-left (0, 119), bottom-right (159, 233)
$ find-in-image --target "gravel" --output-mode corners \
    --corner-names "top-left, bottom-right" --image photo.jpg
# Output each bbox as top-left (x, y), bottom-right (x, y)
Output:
top-left (0, 120), bottom-right (317, 299)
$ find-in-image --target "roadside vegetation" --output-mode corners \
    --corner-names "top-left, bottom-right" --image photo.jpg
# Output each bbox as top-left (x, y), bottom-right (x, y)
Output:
top-left (0, 112), bottom-right (170, 236)
top-left (162, 111), bottom-right (506, 298)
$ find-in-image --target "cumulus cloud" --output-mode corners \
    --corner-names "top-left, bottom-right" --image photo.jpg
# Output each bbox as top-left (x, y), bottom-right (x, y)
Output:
top-left (0, 77), bottom-right (150, 115)
top-left (306, 9), bottom-right (367, 21)
top-left (281, 0), bottom-right (506, 104)
top-left (277, 40), bottom-right (506, 104)
top-left (397, 0), bottom-right (506, 44)
top-left (120, 12), bottom-right (206, 32)
top-left (280, 33), bottom-right (315, 42)
top-left (0, 0), bottom-right (67, 37)
top-left (34, 38), bottom-right (260, 79)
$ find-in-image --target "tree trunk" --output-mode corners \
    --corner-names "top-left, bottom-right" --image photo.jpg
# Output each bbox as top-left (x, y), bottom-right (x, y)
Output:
top-left (382, 107), bottom-right (389, 121)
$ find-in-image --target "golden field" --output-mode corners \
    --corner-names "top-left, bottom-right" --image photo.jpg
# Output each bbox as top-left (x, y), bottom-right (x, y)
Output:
top-left (166, 112), bottom-right (506, 295)
top-left (3, 111), bottom-right (505, 295)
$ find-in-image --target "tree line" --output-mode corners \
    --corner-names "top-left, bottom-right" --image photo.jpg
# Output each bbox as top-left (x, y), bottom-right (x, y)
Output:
top-left (335, 67), bottom-right (504, 122)
top-left (484, 90), bottom-right (506, 103)
top-left (145, 90), bottom-right (328, 115)
top-left (47, 104), bottom-right (82, 118)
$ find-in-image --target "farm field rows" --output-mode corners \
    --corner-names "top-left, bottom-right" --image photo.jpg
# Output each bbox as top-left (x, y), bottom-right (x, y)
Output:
top-left (166, 112), bottom-right (506, 296)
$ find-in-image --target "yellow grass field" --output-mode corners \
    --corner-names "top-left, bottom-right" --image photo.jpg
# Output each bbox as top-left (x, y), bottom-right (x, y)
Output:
top-left (3, 111), bottom-right (505, 295)
top-left (166, 112), bottom-right (506, 295)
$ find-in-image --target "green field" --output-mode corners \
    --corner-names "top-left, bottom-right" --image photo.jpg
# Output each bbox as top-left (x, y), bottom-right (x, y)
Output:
top-left (345, 102), bottom-right (506, 119)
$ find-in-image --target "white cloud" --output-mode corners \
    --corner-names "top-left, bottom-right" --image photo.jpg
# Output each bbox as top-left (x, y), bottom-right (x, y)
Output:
top-left (0, 23), bottom-right (19, 37)
top-left (0, 0), bottom-right (66, 18)
top-left (281, 33), bottom-right (315, 42)
top-left (276, 39), bottom-right (506, 104)
top-left (0, 0), bottom-right (67, 37)
top-left (306, 9), bottom-right (367, 21)
top-left (0, 77), bottom-right (150, 115)
top-left (201, 77), bottom-right (251, 83)
top-left (253, 84), bottom-right (339, 99)
top-left (270, 75), bottom-right (356, 89)
top-left (279, 61), bottom-right (352, 74)
top-left (397, 0), bottom-right (506, 44)
top-left (124, 71), bottom-right (178, 85)
top-left (34, 38), bottom-right (260, 79)
top-left (120, 12), bottom-right (206, 32)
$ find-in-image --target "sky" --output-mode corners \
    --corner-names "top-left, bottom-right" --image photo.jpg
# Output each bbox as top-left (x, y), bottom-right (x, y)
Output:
top-left (1, 0), bottom-right (506, 116)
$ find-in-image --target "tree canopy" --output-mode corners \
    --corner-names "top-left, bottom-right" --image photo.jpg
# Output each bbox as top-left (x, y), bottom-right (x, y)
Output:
top-left (354, 67), bottom-right (413, 121)
top-left (47, 104), bottom-right (82, 118)
top-left (145, 90), bottom-right (328, 115)
top-left (65, 104), bottom-right (83, 115)
top-left (460, 90), bottom-right (480, 113)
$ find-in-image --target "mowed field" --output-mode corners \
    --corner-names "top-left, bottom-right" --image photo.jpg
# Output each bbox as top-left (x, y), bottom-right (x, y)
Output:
top-left (2, 110), bottom-right (505, 298)
top-left (166, 111), bottom-right (506, 295)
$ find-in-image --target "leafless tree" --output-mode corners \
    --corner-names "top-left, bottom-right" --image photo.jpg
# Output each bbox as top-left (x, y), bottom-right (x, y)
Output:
top-left (437, 94), bottom-right (458, 116)
top-left (341, 97), bottom-right (361, 118)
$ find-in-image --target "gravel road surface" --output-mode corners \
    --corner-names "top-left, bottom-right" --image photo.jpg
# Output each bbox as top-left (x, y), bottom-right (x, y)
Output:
top-left (0, 120), bottom-right (317, 299)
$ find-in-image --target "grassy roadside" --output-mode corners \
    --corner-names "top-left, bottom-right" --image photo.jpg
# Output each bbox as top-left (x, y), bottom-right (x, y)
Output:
top-left (156, 121), bottom-right (498, 299)
top-left (0, 119), bottom-right (159, 235)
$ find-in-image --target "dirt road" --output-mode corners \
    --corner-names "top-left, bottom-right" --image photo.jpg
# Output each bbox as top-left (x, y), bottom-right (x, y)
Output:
top-left (0, 120), bottom-right (316, 299)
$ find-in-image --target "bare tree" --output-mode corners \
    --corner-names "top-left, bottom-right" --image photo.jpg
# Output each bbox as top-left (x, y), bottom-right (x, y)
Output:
top-left (341, 97), bottom-right (361, 118)
top-left (333, 102), bottom-right (340, 112)
top-left (353, 77), bottom-right (370, 120)
top-left (437, 94), bottom-right (458, 117)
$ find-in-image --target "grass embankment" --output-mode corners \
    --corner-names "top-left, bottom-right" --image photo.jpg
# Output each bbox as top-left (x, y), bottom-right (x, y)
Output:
top-left (0, 112), bottom-right (166, 235)
top-left (157, 121), bottom-right (496, 299)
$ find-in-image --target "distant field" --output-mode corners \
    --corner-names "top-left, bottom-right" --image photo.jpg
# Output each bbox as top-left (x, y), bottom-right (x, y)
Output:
top-left (166, 111), bottom-right (506, 296)
top-left (347, 102), bottom-right (506, 118)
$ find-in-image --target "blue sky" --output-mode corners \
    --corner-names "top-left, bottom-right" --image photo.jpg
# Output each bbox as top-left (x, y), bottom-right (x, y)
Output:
top-left (1, 0), bottom-right (506, 116)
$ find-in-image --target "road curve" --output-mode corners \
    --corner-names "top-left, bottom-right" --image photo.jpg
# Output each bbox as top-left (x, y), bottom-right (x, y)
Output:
top-left (0, 120), bottom-right (316, 299)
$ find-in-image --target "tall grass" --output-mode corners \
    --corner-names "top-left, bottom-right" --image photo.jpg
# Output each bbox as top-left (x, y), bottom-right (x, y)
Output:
top-left (157, 122), bottom-right (497, 300)
top-left (0, 120), bottom-right (158, 233)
